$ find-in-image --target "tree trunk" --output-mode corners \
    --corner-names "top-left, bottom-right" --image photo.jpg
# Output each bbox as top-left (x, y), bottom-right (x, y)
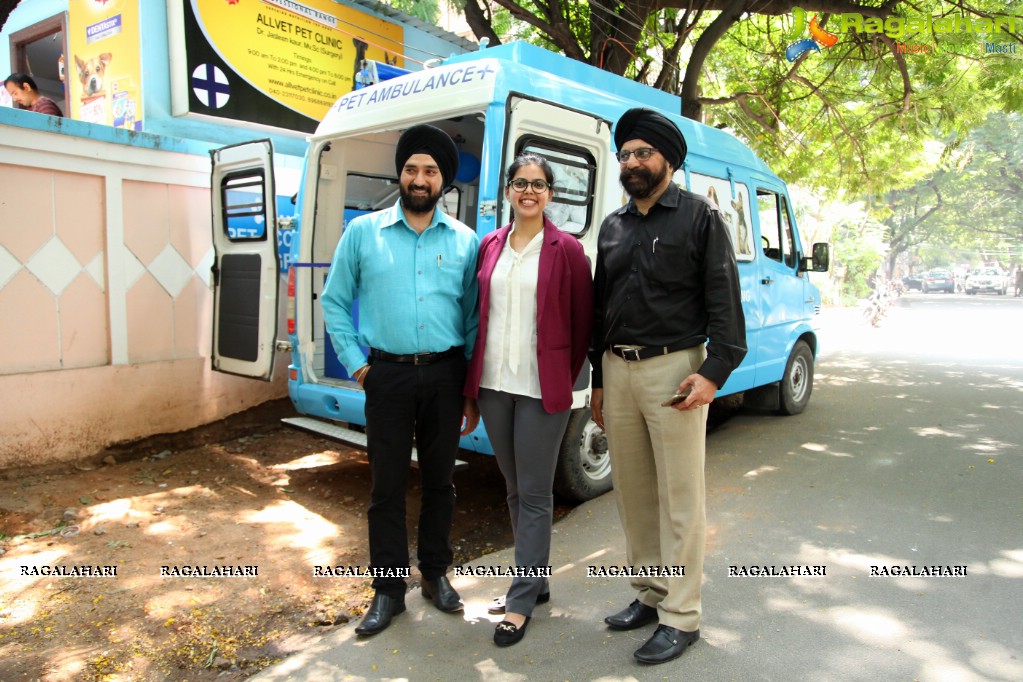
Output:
top-left (680, 0), bottom-right (748, 121)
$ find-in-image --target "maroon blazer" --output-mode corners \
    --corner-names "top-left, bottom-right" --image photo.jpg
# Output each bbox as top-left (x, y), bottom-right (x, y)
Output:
top-left (465, 217), bottom-right (593, 414)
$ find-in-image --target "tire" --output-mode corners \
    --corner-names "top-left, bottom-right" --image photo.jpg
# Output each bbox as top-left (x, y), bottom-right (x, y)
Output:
top-left (779, 340), bottom-right (814, 416)
top-left (553, 408), bottom-right (613, 502)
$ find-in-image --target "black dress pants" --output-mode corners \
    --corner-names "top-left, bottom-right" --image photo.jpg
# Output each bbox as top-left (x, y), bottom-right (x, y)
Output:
top-left (363, 354), bottom-right (466, 597)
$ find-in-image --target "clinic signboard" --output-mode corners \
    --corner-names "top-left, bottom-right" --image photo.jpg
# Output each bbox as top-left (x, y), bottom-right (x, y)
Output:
top-left (172, 0), bottom-right (404, 133)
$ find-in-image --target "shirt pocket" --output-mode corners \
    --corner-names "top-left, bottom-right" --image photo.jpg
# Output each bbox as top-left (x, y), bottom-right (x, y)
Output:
top-left (428, 254), bottom-right (467, 300)
top-left (650, 239), bottom-right (688, 288)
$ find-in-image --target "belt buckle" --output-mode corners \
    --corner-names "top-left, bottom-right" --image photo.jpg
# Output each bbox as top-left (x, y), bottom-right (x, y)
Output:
top-left (619, 346), bottom-right (642, 362)
top-left (413, 352), bottom-right (431, 365)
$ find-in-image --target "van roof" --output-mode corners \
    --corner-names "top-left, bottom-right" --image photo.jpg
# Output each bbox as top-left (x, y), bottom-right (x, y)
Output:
top-left (316, 41), bottom-right (774, 180)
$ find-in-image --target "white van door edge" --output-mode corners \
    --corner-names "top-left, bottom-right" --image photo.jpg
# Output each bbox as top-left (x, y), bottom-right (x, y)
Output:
top-left (210, 139), bottom-right (280, 380)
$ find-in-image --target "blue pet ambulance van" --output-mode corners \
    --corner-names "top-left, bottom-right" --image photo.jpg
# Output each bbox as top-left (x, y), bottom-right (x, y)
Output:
top-left (209, 42), bottom-right (830, 501)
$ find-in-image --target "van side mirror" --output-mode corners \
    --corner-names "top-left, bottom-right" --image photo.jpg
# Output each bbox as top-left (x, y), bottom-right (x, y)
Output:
top-left (800, 242), bottom-right (830, 273)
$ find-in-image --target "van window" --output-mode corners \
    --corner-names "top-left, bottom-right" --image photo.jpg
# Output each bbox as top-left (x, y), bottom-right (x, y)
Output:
top-left (689, 173), bottom-right (754, 261)
top-left (756, 188), bottom-right (796, 267)
top-left (345, 173), bottom-right (399, 213)
top-left (518, 141), bottom-right (594, 235)
top-left (221, 171), bottom-right (268, 241)
top-left (780, 194), bottom-right (797, 268)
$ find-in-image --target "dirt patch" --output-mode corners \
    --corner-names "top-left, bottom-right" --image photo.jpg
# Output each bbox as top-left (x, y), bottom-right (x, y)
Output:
top-left (0, 399), bottom-right (562, 681)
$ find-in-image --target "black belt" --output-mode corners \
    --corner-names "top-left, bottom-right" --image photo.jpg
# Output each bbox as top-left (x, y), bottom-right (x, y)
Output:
top-left (608, 342), bottom-right (692, 362)
top-left (369, 347), bottom-right (462, 365)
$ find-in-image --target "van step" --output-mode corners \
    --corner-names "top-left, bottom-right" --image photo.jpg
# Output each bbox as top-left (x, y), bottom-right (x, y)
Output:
top-left (280, 417), bottom-right (468, 471)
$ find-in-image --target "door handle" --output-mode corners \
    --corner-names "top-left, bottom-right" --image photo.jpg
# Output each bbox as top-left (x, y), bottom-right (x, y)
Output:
top-left (761, 277), bottom-right (773, 285)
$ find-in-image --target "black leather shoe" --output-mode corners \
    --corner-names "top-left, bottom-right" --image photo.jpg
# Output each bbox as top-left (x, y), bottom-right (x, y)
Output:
top-left (634, 625), bottom-right (700, 664)
top-left (421, 575), bottom-right (463, 612)
top-left (604, 599), bottom-right (658, 630)
top-left (487, 591), bottom-right (550, 615)
top-left (493, 617), bottom-right (531, 647)
top-left (354, 593), bottom-right (406, 636)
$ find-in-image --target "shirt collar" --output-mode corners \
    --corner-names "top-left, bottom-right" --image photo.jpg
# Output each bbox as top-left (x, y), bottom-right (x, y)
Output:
top-left (381, 199), bottom-right (455, 232)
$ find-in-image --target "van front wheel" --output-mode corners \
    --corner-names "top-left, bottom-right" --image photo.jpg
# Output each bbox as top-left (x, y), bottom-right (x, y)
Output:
top-left (779, 341), bottom-right (814, 416)
top-left (554, 408), bottom-right (613, 502)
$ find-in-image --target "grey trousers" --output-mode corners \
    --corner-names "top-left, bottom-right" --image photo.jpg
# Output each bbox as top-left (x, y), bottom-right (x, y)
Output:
top-left (478, 388), bottom-right (571, 617)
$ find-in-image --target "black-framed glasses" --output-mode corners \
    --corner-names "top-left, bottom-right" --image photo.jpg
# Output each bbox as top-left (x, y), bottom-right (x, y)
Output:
top-left (616, 147), bottom-right (659, 163)
top-left (508, 178), bottom-right (550, 193)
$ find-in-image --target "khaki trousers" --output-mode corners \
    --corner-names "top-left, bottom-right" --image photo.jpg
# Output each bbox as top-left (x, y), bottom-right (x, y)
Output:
top-left (602, 346), bottom-right (707, 631)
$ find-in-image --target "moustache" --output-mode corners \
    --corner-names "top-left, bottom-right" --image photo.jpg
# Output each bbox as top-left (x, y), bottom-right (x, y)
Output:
top-left (621, 168), bottom-right (652, 181)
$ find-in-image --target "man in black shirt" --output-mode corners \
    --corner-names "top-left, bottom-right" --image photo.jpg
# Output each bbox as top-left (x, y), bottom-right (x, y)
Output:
top-left (589, 108), bottom-right (746, 664)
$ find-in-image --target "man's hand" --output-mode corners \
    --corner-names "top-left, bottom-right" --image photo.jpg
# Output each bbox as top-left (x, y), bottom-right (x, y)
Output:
top-left (353, 365), bottom-right (370, 386)
top-left (590, 388), bottom-right (604, 430)
top-left (461, 397), bottom-right (480, 436)
top-left (675, 374), bottom-right (718, 411)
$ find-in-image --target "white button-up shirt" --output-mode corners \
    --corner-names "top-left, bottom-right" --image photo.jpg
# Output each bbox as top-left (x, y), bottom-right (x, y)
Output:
top-left (480, 226), bottom-right (543, 398)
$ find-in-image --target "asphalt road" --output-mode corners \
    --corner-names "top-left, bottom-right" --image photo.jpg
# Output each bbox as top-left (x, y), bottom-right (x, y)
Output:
top-left (699, 291), bottom-right (1023, 680)
top-left (253, 293), bottom-right (1023, 681)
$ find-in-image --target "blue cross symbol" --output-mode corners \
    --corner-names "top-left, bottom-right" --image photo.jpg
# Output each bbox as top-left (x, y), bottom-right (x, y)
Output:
top-left (192, 63), bottom-right (231, 109)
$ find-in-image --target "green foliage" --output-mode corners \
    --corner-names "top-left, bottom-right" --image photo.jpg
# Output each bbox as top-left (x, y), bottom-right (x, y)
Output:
top-left (386, 0), bottom-right (441, 25)
top-left (831, 207), bottom-right (889, 303)
top-left (790, 189), bottom-right (886, 303)
top-left (455, 1), bottom-right (1023, 199)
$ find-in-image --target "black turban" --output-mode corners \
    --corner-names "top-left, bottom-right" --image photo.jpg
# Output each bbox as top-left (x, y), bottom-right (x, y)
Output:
top-left (395, 124), bottom-right (459, 188)
top-left (614, 108), bottom-right (687, 169)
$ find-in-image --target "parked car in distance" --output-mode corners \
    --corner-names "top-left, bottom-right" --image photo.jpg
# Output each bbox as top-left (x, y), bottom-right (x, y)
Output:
top-left (902, 274), bottom-right (923, 290)
top-left (922, 269), bottom-right (955, 293)
top-left (965, 268), bottom-right (1008, 295)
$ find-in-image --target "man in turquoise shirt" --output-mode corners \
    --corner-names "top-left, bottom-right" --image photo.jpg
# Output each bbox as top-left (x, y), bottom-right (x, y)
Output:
top-left (322, 124), bottom-right (480, 637)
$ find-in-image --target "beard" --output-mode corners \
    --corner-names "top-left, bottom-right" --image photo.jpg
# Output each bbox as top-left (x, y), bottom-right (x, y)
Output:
top-left (620, 163), bottom-right (668, 200)
top-left (400, 183), bottom-right (443, 216)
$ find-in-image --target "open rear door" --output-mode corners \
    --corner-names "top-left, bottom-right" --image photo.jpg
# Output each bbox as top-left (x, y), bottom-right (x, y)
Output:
top-left (502, 97), bottom-right (611, 234)
top-left (210, 140), bottom-right (279, 380)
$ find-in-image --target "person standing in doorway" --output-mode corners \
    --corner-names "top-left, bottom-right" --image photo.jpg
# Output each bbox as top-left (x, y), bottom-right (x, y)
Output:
top-left (589, 108), bottom-right (747, 664)
top-left (321, 124), bottom-right (480, 636)
top-left (465, 153), bottom-right (593, 647)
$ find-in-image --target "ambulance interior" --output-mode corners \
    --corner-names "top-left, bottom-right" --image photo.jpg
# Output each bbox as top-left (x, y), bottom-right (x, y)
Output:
top-left (303, 113), bottom-right (486, 386)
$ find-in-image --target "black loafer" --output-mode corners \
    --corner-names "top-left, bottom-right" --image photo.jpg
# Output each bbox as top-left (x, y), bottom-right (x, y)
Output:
top-left (487, 591), bottom-right (550, 615)
top-left (604, 599), bottom-right (658, 630)
top-left (421, 575), bottom-right (463, 612)
top-left (634, 625), bottom-right (699, 664)
top-left (354, 592), bottom-right (406, 636)
top-left (493, 617), bottom-right (531, 647)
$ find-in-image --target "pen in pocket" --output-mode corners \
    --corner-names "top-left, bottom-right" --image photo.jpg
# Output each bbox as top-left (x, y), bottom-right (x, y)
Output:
top-left (437, 254), bottom-right (442, 266)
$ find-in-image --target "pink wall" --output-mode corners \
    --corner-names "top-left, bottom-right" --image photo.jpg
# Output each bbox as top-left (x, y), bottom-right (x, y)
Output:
top-left (0, 128), bottom-right (287, 468)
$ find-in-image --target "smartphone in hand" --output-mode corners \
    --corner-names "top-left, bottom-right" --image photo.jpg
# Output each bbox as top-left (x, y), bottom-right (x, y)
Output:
top-left (660, 386), bottom-right (692, 407)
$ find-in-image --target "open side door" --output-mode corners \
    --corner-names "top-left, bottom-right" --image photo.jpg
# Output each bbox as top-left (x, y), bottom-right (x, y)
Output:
top-left (210, 140), bottom-right (279, 380)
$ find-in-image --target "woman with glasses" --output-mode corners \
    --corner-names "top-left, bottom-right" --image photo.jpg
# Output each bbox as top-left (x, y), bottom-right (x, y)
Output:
top-left (465, 153), bottom-right (593, 646)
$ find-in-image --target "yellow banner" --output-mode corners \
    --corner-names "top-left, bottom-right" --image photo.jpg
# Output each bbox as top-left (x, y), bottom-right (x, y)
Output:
top-left (67, 0), bottom-right (143, 129)
top-left (191, 0), bottom-right (404, 121)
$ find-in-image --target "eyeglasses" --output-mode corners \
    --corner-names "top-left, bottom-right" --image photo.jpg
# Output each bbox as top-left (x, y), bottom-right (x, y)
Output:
top-left (616, 148), bottom-right (659, 163)
top-left (508, 178), bottom-right (550, 193)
